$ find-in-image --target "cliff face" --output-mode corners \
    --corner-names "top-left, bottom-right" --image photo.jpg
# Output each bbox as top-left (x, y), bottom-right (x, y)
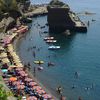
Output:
top-left (47, 0), bottom-right (87, 32)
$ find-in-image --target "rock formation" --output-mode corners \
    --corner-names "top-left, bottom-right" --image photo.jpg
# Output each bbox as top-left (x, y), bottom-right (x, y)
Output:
top-left (47, 0), bottom-right (87, 33)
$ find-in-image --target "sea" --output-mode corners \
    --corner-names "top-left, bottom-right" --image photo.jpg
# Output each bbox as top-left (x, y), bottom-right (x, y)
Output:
top-left (17, 0), bottom-right (100, 100)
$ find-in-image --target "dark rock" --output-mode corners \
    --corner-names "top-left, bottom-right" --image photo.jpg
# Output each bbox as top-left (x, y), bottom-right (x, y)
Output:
top-left (47, 0), bottom-right (87, 33)
top-left (20, 17), bottom-right (32, 23)
top-left (4, 17), bottom-right (16, 32)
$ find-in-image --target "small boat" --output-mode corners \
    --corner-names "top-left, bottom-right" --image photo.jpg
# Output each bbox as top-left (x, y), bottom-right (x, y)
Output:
top-left (44, 37), bottom-right (54, 40)
top-left (34, 60), bottom-right (44, 64)
top-left (43, 31), bottom-right (48, 33)
top-left (48, 62), bottom-right (55, 67)
top-left (46, 40), bottom-right (57, 43)
top-left (48, 46), bottom-right (60, 50)
top-left (40, 26), bottom-right (45, 29)
top-left (37, 66), bottom-right (44, 70)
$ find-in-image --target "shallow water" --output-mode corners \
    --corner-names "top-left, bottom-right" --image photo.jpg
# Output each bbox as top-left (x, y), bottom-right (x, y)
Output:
top-left (17, 1), bottom-right (100, 100)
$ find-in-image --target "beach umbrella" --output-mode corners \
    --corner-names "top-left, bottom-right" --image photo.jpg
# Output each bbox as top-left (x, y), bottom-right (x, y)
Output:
top-left (9, 77), bottom-right (17, 81)
top-left (13, 81), bottom-right (24, 85)
top-left (11, 28), bottom-right (17, 31)
top-left (1, 69), bottom-right (8, 73)
top-left (15, 67), bottom-right (23, 71)
top-left (13, 59), bottom-right (21, 64)
top-left (32, 86), bottom-right (42, 91)
top-left (15, 63), bottom-right (23, 67)
top-left (13, 81), bottom-right (20, 85)
top-left (27, 96), bottom-right (37, 100)
top-left (25, 77), bottom-right (33, 82)
top-left (8, 65), bottom-right (18, 68)
top-left (21, 73), bottom-right (28, 77)
top-left (29, 82), bottom-right (37, 86)
top-left (18, 70), bottom-right (25, 73)
top-left (12, 55), bottom-right (20, 59)
top-left (17, 84), bottom-right (25, 90)
top-left (0, 53), bottom-right (7, 58)
top-left (1, 58), bottom-right (10, 64)
top-left (0, 46), bottom-right (4, 51)
top-left (3, 35), bottom-right (12, 45)
top-left (11, 52), bottom-right (17, 56)
top-left (7, 44), bottom-right (13, 47)
top-left (18, 25), bottom-right (24, 30)
top-left (42, 94), bottom-right (52, 99)
top-left (36, 89), bottom-right (46, 95)
top-left (9, 33), bottom-right (17, 39)
top-left (19, 71), bottom-right (28, 77)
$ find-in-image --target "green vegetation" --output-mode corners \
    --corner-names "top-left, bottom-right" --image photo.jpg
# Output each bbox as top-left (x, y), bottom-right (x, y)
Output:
top-left (49, 0), bottom-right (69, 8)
top-left (0, 0), bottom-right (18, 13)
top-left (49, 0), bottom-right (65, 6)
top-left (0, 84), bottom-right (13, 100)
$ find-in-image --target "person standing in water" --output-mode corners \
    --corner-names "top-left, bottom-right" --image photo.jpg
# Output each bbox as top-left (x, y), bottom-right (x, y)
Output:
top-left (33, 67), bottom-right (36, 77)
top-left (75, 71), bottom-right (79, 78)
top-left (78, 96), bottom-right (82, 100)
top-left (56, 86), bottom-right (63, 94)
top-left (33, 51), bottom-right (36, 58)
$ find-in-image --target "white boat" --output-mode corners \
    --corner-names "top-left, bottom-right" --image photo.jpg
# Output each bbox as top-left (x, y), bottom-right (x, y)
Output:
top-left (48, 46), bottom-right (60, 50)
top-left (37, 66), bottom-right (44, 70)
top-left (44, 37), bottom-right (54, 40)
top-left (46, 40), bottom-right (57, 43)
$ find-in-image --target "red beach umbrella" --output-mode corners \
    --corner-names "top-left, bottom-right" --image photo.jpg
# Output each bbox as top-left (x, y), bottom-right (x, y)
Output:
top-left (13, 81), bottom-right (24, 85)
top-left (17, 84), bottom-right (25, 90)
top-left (29, 82), bottom-right (37, 86)
top-left (42, 94), bottom-right (52, 99)
top-left (36, 89), bottom-right (46, 95)
top-left (20, 73), bottom-right (28, 77)
top-left (18, 71), bottom-right (28, 77)
top-left (32, 86), bottom-right (42, 91)
top-left (18, 70), bottom-right (25, 74)
top-left (27, 96), bottom-right (37, 100)
top-left (25, 77), bottom-right (33, 82)
top-left (13, 81), bottom-right (20, 85)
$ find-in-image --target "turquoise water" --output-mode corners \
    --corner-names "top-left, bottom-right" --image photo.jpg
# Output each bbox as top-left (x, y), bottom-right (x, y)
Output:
top-left (17, 1), bottom-right (100, 100)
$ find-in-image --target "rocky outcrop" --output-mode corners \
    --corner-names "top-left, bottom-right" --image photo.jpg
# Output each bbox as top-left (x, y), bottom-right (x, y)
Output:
top-left (47, 0), bottom-right (87, 33)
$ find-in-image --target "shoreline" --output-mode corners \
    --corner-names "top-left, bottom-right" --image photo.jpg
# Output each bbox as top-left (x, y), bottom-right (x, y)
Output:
top-left (0, 5), bottom-right (59, 100)
top-left (13, 25), bottom-right (59, 100)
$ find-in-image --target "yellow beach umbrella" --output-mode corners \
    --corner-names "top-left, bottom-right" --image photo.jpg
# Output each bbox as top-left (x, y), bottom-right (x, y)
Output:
top-left (7, 46), bottom-right (13, 51)
top-left (16, 63), bottom-right (23, 67)
top-left (1, 58), bottom-right (10, 64)
top-left (0, 52), bottom-right (7, 58)
top-left (11, 52), bottom-right (17, 57)
top-left (0, 46), bottom-right (5, 51)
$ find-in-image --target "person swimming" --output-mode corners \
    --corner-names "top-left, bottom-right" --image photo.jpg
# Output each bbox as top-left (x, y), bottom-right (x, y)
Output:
top-left (56, 86), bottom-right (63, 94)
top-left (74, 71), bottom-right (79, 78)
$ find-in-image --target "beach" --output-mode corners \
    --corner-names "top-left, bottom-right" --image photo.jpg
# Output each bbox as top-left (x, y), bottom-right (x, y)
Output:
top-left (0, 5), bottom-right (59, 100)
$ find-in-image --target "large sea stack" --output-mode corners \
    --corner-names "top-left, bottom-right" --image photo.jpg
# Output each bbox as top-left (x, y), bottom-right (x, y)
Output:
top-left (47, 0), bottom-right (87, 33)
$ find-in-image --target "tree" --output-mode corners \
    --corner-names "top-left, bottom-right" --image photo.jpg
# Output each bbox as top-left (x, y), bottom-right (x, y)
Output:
top-left (0, 0), bottom-right (18, 12)
top-left (0, 84), bottom-right (13, 100)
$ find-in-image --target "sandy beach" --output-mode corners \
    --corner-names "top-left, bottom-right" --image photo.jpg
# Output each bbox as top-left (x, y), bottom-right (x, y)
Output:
top-left (0, 5), bottom-right (59, 100)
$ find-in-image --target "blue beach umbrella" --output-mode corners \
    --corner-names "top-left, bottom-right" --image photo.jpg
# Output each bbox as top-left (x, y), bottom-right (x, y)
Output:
top-left (1, 69), bottom-right (8, 73)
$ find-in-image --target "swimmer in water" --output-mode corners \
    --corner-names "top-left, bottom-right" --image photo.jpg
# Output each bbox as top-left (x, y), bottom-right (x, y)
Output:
top-left (74, 71), bottom-right (79, 78)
